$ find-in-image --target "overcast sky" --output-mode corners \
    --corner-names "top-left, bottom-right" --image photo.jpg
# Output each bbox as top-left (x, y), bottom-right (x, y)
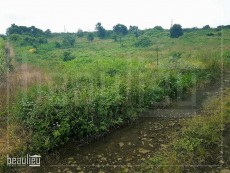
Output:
top-left (0, 0), bottom-right (229, 34)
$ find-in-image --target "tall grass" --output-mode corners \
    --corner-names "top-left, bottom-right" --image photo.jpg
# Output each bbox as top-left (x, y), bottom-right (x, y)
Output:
top-left (0, 38), bottom-right (6, 79)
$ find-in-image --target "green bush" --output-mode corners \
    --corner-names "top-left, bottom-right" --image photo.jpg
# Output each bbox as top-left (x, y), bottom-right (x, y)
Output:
top-left (63, 51), bottom-right (75, 61)
top-left (134, 36), bottom-right (152, 47)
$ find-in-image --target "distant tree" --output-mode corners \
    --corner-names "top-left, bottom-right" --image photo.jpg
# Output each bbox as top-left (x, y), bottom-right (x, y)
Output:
top-left (113, 24), bottom-right (128, 42)
top-left (45, 29), bottom-right (52, 36)
top-left (95, 22), bottom-right (106, 39)
top-left (6, 24), bottom-right (45, 37)
top-left (87, 33), bottom-right (94, 42)
top-left (170, 24), bottom-right (183, 38)
top-left (203, 25), bottom-right (210, 29)
top-left (62, 35), bottom-right (75, 47)
top-left (134, 36), bottom-right (152, 47)
top-left (129, 25), bottom-right (142, 38)
top-left (77, 29), bottom-right (84, 37)
top-left (154, 26), bottom-right (164, 30)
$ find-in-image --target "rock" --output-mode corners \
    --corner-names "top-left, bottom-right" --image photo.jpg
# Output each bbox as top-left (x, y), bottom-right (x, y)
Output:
top-left (219, 160), bottom-right (225, 164)
top-left (63, 168), bottom-right (69, 172)
top-left (97, 155), bottom-right (102, 158)
top-left (117, 158), bottom-right (122, 161)
top-left (68, 157), bottom-right (74, 160)
top-left (161, 144), bottom-right (167, 148)
top-left (148, 144), bottom-right (154, 147)
top-left (57, 170), bottom-right (61, 173)
top-left (119, 142), bottom-right (124, 147)
top-left (128, 142), bottom-right (132, 146)
top-left (126, 157), bottom-right (132, 162)
top-left (124, 168), bottom-right (129, 172)
top-left (101, 157), bottom-right (107, 161)
top-left (99, 171), bottom-right (105, 173)
top-left (137, 148), bottom-right (151, 154)
top-left (77, 166), bottom-right (81, 171)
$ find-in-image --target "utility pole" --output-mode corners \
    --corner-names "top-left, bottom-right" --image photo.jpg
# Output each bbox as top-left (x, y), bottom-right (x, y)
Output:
top-left (171, 19), bottom-right (173, 28)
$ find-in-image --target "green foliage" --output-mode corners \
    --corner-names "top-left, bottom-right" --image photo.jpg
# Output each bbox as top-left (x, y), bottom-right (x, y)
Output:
top-left (170, 24), bottom-right (183, 38)
top-left (77, 29), bottom-right (84, 37)
top-left (129, 25), bottom-right (142, 38)
top-left (153, 26), bottom-right (164, 30)
top-left (95, 22), bottom-right (107, 39)
top-left (202, 25), bottom-right (211, 29)
top-left (113, 24), bottom-right (128, 36)
top-left (87, 33), bottom-right (94, 42)
top-left (62, 34), bottom-right (75, 47)
top-left (6, 24), bottom-right (49, 37)
top-left (63, 51), bottom-right (75, 61)
top-left (206, 33), bottom-right (214, 36)
top-left (9, 34), bottom-right (22, 42)
top-left (134, 36), bottom-right (152, 47)
top-left (0, 38), bottom-right (6, 77)
top-left (54, 41), bottom-right (61, 48)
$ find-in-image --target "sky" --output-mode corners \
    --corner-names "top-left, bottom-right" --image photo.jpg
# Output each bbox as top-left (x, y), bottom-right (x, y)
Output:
top-left (0, 0), bottom-right (229, 34)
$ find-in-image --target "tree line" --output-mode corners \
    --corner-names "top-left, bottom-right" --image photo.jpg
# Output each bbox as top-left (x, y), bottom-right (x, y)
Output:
top-left (4, 23), bottom-right (229, 48)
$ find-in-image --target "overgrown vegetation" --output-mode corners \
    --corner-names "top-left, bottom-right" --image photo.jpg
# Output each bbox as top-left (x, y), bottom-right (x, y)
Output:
top-left (1, 24), bottom-right (230, 171)
top-left (140, 88), bottom-right (230, 173)
top-left (0, 38), bottom-right (6, 79)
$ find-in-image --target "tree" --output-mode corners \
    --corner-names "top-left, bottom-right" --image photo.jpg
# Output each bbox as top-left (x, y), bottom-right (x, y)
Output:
top-left (45, 29), bottom-right (51, 36)
top-left (170, 24), bottom-right (183, 38)
top-left (202, 25), bottom-right (210, 29)
top-left (62, 35), bottom-right (75, 47)
top-left (77, 29), bottom-right (84, 37)
top-left (87, 33), bottom-right (94, 42)
top-left (154, 26), bottom-right (164, 30)
top-left (129, 25), bottom-right (142, 38)
top-left (113, 24), bottom-right (128, 42)
top-left (6, 24), bottom-right (45, 37)
top-left (134, 36), bottom-right (152, 47)
top-left (95, 22), bottom-right (106, 39)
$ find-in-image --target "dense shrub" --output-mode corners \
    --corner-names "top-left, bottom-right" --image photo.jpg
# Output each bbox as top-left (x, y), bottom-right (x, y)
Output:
top-left (134, 36), bottom-right (152, 47)
top-left (63, 51), bottom-right (75, 61)
top-left (170, 24), bottom-right (183, 38)
top-left (206, 33), bottom-right (215, 36)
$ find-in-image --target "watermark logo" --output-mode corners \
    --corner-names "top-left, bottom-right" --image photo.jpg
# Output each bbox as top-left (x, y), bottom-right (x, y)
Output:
top-left (7, 154), bottom-right (41, 167)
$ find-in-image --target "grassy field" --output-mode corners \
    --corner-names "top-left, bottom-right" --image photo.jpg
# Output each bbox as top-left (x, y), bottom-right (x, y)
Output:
top-left (1, 27), bottom-right (230, 171)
